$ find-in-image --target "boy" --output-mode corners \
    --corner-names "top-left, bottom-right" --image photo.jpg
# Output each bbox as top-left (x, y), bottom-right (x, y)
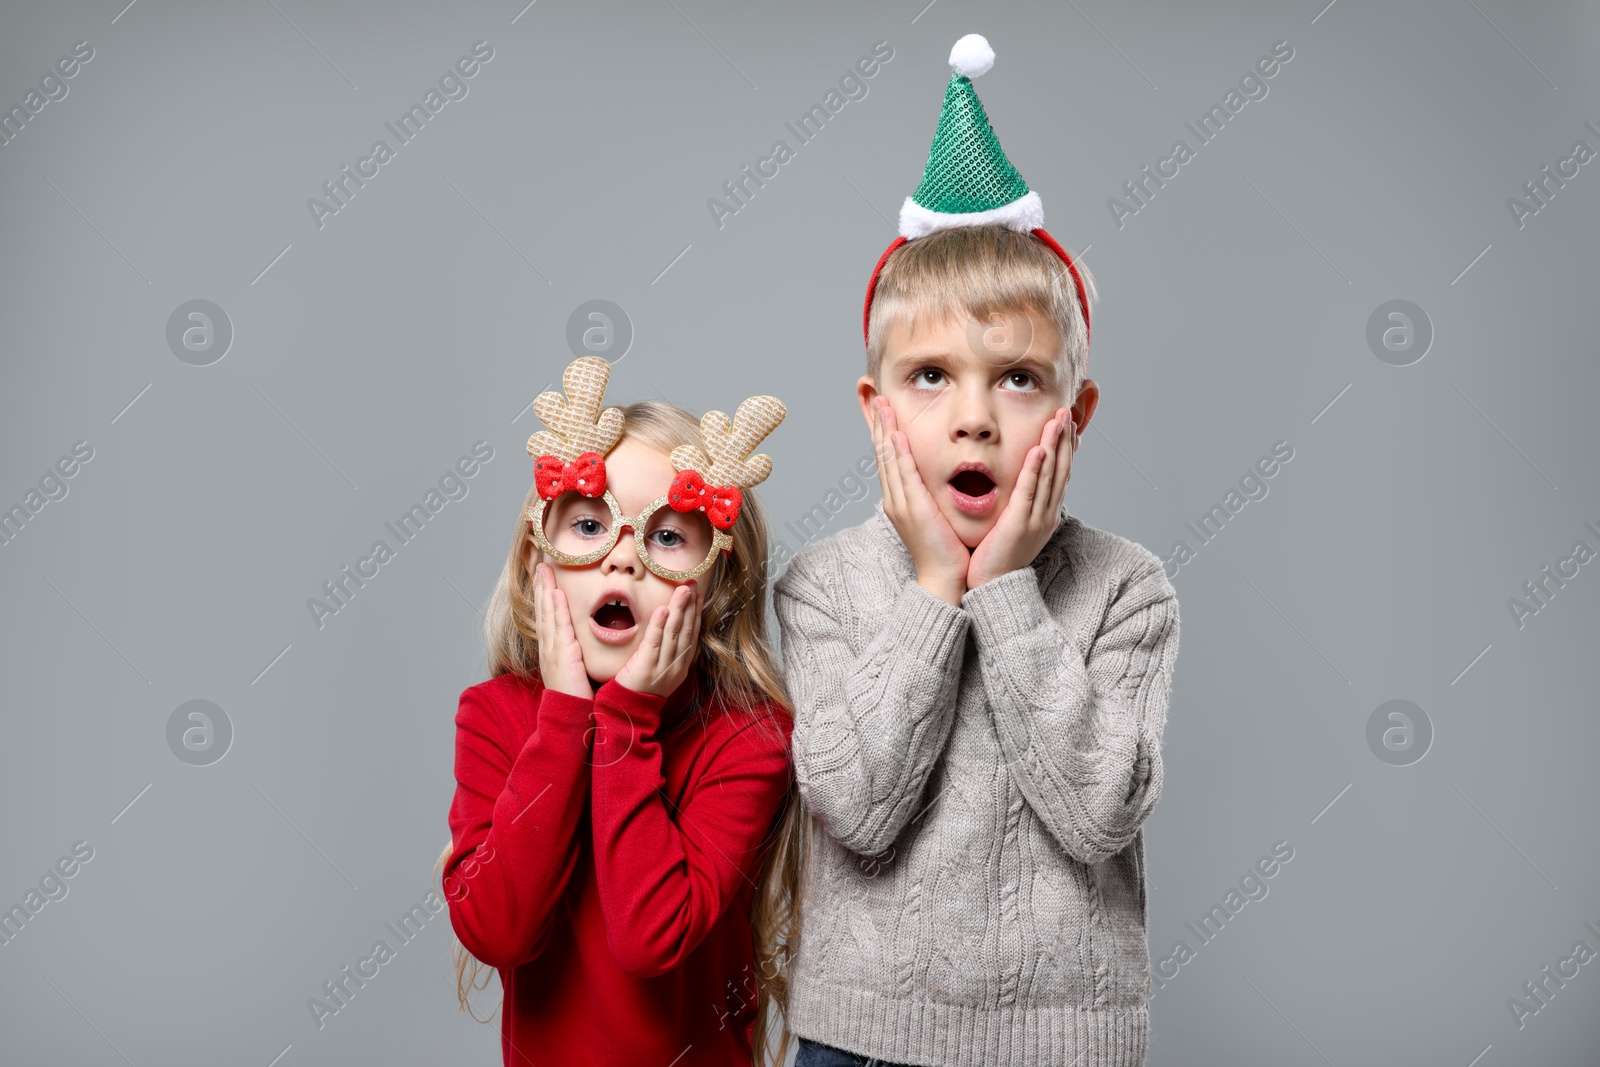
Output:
top-left (774, 35), bottom-right (1179, 1067)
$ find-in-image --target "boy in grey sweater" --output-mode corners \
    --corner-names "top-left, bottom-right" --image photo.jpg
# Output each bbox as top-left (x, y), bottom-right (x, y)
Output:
top-left (772, 38), bottom-right (1178, 1067)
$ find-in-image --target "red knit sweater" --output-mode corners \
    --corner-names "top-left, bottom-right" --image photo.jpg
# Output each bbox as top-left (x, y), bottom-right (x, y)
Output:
top-left (444, 670), bottom-right (793, 1067)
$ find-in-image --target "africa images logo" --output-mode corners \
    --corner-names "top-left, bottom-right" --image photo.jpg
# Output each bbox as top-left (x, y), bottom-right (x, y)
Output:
top-left (1106, 40), bottom-right (1294, 229)
top-left (305, 41), bottom-right (495, 230)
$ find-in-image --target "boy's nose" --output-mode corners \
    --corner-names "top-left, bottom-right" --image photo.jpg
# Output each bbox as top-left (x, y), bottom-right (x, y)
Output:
top-left (951, 392), bottom-right (997, 439)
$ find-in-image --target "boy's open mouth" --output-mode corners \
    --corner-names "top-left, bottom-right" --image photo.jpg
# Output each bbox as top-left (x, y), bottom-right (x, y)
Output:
top-left (949, 469), bottom-right (996, 497)
top-left (948, 464), bottom-right (999, 515)
top-left (590, 593), bottom-right (638, 644)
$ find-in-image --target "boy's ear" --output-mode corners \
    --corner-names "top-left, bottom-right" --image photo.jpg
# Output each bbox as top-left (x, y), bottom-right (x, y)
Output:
top-left (1070, 379), bottom-right (1100, 447)
top-left (856, 374), bottom-right (881, 433)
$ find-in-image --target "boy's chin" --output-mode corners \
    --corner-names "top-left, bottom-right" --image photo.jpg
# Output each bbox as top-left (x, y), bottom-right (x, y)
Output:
top-left (943, 504), bottom-right (998, 549)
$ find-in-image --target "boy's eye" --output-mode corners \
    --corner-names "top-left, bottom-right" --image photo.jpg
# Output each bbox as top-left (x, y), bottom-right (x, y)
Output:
top-left (910, 368), bottom-right (945, 389)
top-left (1001, 371), bottom-right (1038, 391)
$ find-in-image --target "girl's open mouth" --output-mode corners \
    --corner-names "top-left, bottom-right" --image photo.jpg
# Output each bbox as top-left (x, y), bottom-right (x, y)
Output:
top-left (948, 467), bottom-right (998, 515)
top-left (590, 597), bottom-right (638, 644)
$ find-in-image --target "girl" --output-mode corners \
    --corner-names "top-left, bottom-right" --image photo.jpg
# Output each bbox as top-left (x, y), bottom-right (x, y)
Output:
top-left (434, 356), bottom-right (807, 1065)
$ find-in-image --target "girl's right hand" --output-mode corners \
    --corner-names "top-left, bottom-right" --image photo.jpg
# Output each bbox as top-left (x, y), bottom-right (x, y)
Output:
top-left (533, 562), bottom-right (592, 699)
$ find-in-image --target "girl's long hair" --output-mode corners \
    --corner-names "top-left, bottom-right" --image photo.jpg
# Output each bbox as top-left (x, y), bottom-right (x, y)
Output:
top-left (432, 400), bottom-right (808, 1064)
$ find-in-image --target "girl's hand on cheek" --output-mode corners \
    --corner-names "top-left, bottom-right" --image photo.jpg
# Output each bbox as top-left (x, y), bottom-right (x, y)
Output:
top-left (615, 583), bottom-right (701, 698)
top-left (532, 563), bottom-right (592, 699)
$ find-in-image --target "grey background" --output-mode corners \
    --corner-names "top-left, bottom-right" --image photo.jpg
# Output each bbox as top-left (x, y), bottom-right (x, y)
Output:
top-left (1, 0), bottom-right (1597, 1064)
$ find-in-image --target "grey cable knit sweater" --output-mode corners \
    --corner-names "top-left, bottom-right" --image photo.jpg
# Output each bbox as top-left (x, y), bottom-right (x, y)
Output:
top-left (773, 500), bottom-right (1180, 1067)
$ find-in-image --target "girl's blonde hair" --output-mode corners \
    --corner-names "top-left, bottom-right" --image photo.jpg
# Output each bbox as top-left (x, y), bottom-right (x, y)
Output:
top-left (432, 399), bottom-right (808, 1065)
top-left (865, 223), bottom-right (1097, 403)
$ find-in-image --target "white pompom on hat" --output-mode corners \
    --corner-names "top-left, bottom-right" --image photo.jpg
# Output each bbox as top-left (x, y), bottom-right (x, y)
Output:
top-left (948, 33), bottom-right (995, 78)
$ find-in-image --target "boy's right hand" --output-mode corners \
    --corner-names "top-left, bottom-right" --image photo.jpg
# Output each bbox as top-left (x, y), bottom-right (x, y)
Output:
top-left (871, 396), bottom-right (969, 605)
top-left (532, 562), bottom-right (594, 699)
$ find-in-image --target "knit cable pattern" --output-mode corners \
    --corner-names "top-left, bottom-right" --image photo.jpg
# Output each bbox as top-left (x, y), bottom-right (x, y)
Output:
top-left (776, 504), bottom-right (1179, 1067)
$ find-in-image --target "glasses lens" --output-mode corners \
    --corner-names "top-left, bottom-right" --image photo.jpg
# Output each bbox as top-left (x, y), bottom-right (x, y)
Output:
top-left (540, 491), bottom-right (614, 558)
top-left (641, 503), bottom-right (716, 573)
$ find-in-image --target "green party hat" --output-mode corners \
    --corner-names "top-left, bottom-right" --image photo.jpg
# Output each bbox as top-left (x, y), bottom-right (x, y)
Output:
top-left (899, 34), bottom-right (1044, 239)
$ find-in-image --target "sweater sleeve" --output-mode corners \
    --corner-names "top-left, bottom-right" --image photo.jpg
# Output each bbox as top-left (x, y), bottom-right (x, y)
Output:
top-left (587, 681), bottom-right (793, 978)
top-left (774, 553), bottom-right (971, 857)
top-left (962, 560), bottom-right (1179, 866)
top-left (444, 681), bottom-right (594, 970)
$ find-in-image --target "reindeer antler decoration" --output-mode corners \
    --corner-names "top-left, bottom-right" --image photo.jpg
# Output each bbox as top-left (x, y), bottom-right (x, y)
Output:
top-left (526, 355), bottom-right (625, 500)
top-left (666, 395), bottom-right (787, 531)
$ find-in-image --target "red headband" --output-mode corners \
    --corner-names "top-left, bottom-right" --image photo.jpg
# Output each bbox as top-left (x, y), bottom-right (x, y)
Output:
top-left (861, 227), bottom-right (1091, 352)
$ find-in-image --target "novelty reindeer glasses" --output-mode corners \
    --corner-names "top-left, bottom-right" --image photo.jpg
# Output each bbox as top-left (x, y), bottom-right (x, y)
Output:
top-left (523, 356), bottom-right (786, 582)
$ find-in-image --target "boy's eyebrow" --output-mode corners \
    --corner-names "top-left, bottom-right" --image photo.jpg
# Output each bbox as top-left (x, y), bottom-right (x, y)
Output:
top-left (992, 352), bottom-right (1058, 376)
top-left (884, 347), bottom-right (952, 366)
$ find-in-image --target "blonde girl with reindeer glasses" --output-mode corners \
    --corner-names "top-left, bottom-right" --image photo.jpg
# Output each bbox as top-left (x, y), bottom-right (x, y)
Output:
top-left (435, 357), bottom-right (808, 1066)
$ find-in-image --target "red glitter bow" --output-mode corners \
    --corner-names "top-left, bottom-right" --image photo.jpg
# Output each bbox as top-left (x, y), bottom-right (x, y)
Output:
top-left (534, 451), bottom-right (607, 499)
top-left (668, 469), bottom-right (742, 530)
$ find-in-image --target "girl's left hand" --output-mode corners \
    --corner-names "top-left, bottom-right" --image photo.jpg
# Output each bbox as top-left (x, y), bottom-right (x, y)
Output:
top-left (615, 583), bottom-right (702, 697)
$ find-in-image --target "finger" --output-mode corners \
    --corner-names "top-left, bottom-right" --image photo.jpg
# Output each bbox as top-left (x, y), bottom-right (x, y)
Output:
top-left (673, 589), bottom-right (702, 675)
top-left (869, 396), bottom-right (886, 479)
top-left (879, 401), bottom-right (907, 516)
top-left (638, 605), bottom-right (666, 672)
top-left (895, 430), bottom-right (932, 513)
top-left (532, 563), bottom-right (547, 633)
top-left (885, 430), bottom-right (910, 515)
top-left (618, 611), bottom-right (658, 692)
top-left (879, 395), bottom-right (899, 437)
top-left (870, 399), bottom-right (893, 503)
top-left (871, 399), bottom-right (898, 511)
top-left (1038, 409), bottom-right (1072, 523)
top-left (668, 579), bottom-right (694, 646)
top-left (547, 566), bottom-right (566, 635)
top-left (656, 593), bottom-right (694, 681)
top-left (1049, 415), bottom-right (1073, 512)
top-left (553, 588), bottom-right (577, 646)
top-left (1013, 445), bottom-right (1044, 520)
top-left (683, 586), bottom-right (703, 651)
top-left (662, 585), bottom-right (688, 660)
top-left (880, 423), bottom-right (907, 519)
top-left (546, 568), bottom-right (562, 641)
top-left (1032, 414), bottom-right (1062, 526)
top-left (662, 600), bottom-right (683, 675)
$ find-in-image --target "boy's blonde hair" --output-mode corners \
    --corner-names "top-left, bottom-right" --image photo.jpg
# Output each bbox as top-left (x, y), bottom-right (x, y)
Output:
top-left (435, 399), bottom-right (809, 1065)
top-left (865, 224), bottom-right (1097, 402)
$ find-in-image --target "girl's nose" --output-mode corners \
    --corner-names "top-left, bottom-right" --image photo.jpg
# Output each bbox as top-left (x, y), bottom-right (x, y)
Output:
top-left (601, 527), bottom-right (640, 573)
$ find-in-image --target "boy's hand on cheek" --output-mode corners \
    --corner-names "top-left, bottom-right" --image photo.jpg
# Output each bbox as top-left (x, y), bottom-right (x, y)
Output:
top-left (872, 397), bottom-right (969, 605)
top-left (615, 583), bottom-right (701, 697)
top-left (967, 408), bottom-right (1073, 591)
top-left (533, 562), bottom-right (593, 699)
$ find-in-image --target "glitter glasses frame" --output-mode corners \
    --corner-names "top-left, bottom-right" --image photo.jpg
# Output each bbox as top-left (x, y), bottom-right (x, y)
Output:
top-left (524, 490), bottom-right (732, 582)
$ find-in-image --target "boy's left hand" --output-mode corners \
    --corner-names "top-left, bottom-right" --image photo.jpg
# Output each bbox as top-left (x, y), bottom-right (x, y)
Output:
top-left (615, 583), bottom-right (702, 697)
top-left (966, 407), bottom-right (1075, 591)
